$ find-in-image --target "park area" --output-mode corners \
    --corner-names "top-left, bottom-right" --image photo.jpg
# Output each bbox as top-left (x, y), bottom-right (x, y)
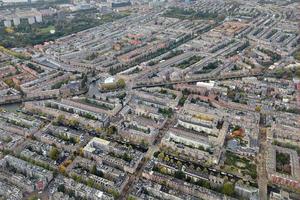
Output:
top-left (0, 10), bottom-right (129, 48)
top-left (222, 151), bottom-right (257, 180)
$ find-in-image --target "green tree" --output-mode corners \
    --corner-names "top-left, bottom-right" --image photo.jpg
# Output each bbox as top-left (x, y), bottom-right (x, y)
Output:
top-left (28, 196), bottom-right (38, 200)
top-left (122, 153), bottom-right (132, 162)
top-left (158, 152), bottom-right (165, 160)
top-left (87, 179), bottom-right (95, 187)
top-left (127, 195), bottom-right (137, 200)
top-left (116, 79), bottom-right (126, 88)
top-left (295, 67), bottom-right (300, 78)
top-left (56, 115), bottom-right (65, 123)
top-left (176, 160), bottom-right (182, 168)
top-left (91, 164), bottom-right (97, 175)
top-left (221, 182), bottom-right (235, 196)
top-left (178, 96), bottom-right (187, 106)
top-left (164, 155), bottom-right (170, 162)
top-left (81, 74), bottom-right (88, 89)
top-left (68, 119), bottom-right (79, 128)
top-left (108, 188), bottom-right (120, 199)
top-left (58, 184), bottom-right (65, 193)
top-left (174, 170), bottom-right (185, 179)
top-left (255, 105), bottom-right (261, 112)
top-left (107, 126), bottom-right (117, 135)
top-left (49, 147), bottom-right (59, 161)
top-left (159, 166), bottom-right (168, 174)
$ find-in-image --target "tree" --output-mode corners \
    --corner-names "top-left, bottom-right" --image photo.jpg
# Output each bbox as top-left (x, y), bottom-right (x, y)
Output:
top-left (87, 179), bottom-right (95, 187)
top-left (295, 67), bottom-right (300, 78)
top-left (68, 190), bottom-right (75, 197)
top-left (122, 153), bottom-right (132, 162)
top-left (108, 188), bottom-right (120, 199)
top-left (69, 137), bottom-right (78, 144)
top-left (159, 166), bottom-right (168, 174)
top-left (28, 196), bottom-right (38, 200)
top-left (49, 147), bottom-right (59, 160)
top-left (189, 164), bottom-right (195, 170)
top-left (56, 115), bottom-right (65, 123)
top-left (174, 170), bottom-right (185, 180)
top-left (79, 147), bottom-right (84, 157)
top-left (202, 180), bottom-right (211, 189)
top-left (58, 184), bottom-right (65, 193)
top-left (67, 119), bottom-right (79, 128)
top-left (58, 165), bottom-right (66, 174)
top-left (95, 127), bottom-right (102, 134)
top-left (176, 160), bottom-right (182, 168)
top-left (107, 126), bottom-right (117, 135)
top-left (221, 182), bottom-right (235, 196)
top-left (72, 174), bottom-right (83, 183)
top-left (91, 164), bottom-right (97, 175)
top-left (116, 79), bottom-right (126, 88)
top-left (182, 88), bottom-right (190, 95)
top-left (178, 96), bottom-right (187, 106)
top-left (127, 196), bottom-right (137, 200)
top-left (255, 105), bottom-right (261, 112)
top-left (164, 155), bottom-right (170, 162)
top-left (158, 152), bottom-right (165, 160)
top-left (81, 74), bottom-right (88, 89)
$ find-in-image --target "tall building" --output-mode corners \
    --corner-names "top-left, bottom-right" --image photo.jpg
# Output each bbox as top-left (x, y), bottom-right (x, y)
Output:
top-left (35, 15), bottom-right (42, 23)
top-left (28, 16), bottom-right (35, 24)
top-left (13, 17), bottom-right (20, 26)
top-left (4, 20), bottom-right (12, 27)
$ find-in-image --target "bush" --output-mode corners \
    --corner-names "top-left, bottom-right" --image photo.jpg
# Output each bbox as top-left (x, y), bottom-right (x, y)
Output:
top-left (174, 170), bottom-right (185, 180)
top-left (158, 108), bottom-right (173, 118)
top-left (49, 147), bottom-right (59, 161)
top-left (116, 79), bottom-right (126, 88)
top-left (221, 182), bottom-right (235, 196)
top-left (178, 96), bottom-right (187, 106)
top-left (294, 49), bottom-right (300, 61)
top-left (58, 184), bottom-right (65, 193)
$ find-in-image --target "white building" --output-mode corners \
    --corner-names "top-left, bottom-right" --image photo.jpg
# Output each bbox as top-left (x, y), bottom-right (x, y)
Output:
top-left (4, 20), bottom-right (11, 27)
top-left (13, 17), bottom-right (20, 26)
top-left (35, 15), bottom-right (43, 23)
top-left (28, 17), bottom-right (35, 24)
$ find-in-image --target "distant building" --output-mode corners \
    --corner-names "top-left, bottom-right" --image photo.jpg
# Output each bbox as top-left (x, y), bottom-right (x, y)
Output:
top-left (4, 20), bottom-right (11, 27)
top-left (2, 0), bottom-right (28, 3)
top-left (28, 17), bottom-right (35, 24)
top-left (13, 17), bottom-right (20, 26)
top-left (35, 15), bottom-right (42, 23)
top-left (111, 0), bottom-right (131, 8)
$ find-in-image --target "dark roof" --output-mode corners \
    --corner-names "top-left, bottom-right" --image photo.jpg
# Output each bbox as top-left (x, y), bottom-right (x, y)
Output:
top-left (112, 1), bottom-right (131, 8)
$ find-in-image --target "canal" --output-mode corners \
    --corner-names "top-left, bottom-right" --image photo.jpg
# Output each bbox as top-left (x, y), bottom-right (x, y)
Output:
top-left (0, 102), bottom-right (22, 113)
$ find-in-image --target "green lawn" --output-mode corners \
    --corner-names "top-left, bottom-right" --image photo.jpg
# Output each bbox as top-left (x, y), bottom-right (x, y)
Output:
top-left (224, 151), bottom-right (257, 179)
top-left (37, 25), bottom-right (55, 35)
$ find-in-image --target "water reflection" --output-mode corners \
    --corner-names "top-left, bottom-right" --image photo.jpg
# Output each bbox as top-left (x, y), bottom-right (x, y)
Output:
top-left (0, 103), bottom-right (22, 113)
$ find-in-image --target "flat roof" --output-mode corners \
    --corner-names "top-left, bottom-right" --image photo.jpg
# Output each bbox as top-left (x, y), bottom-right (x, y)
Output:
top-left (83, 137), bottom-right (110, 153)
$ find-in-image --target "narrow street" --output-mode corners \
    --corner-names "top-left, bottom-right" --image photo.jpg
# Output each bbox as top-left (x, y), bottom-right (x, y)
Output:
top-left (257, 113), bottom-right (268, 200)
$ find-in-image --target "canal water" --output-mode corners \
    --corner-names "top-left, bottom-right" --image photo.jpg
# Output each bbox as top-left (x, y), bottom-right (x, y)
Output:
top-left (0, 103), bottom-right (22, 113)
